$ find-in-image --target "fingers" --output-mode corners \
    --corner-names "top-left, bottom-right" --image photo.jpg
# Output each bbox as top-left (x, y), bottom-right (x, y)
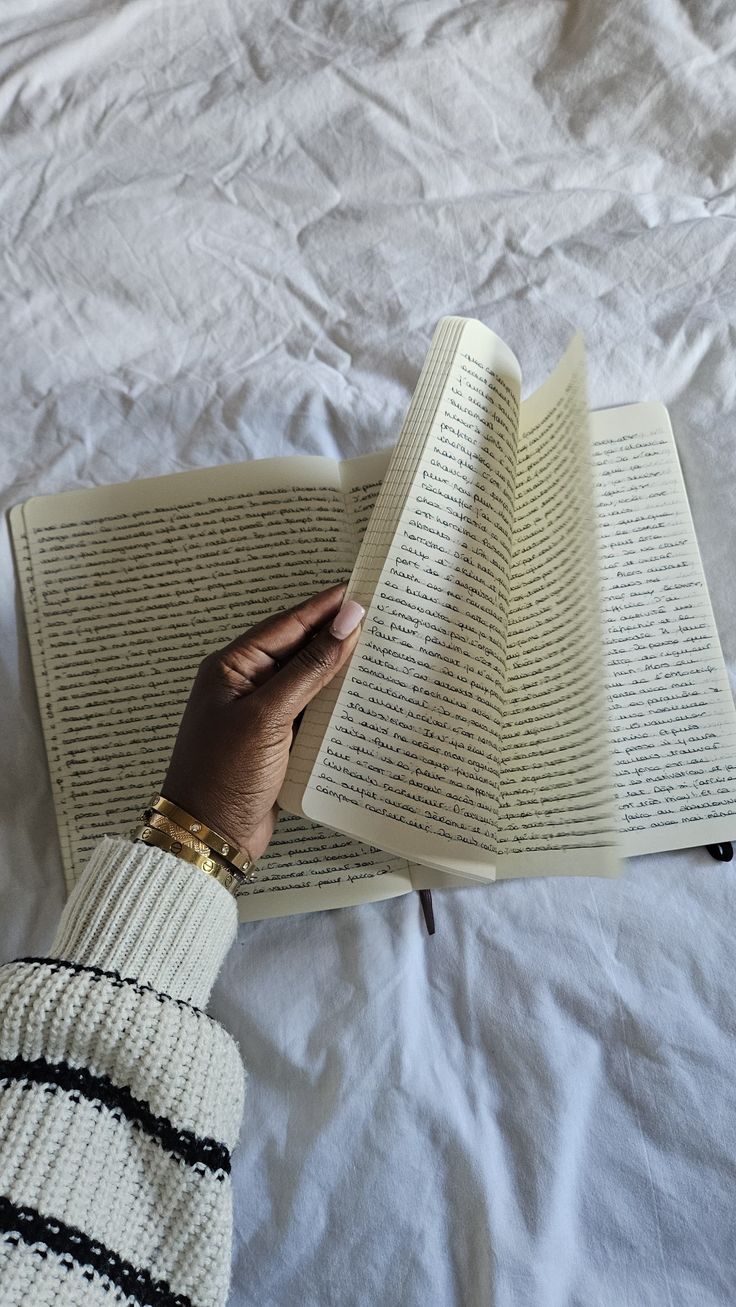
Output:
top-left (254, 598), bottom-right (365, 724)
top-left (218, 583), bottom-right (347, 680)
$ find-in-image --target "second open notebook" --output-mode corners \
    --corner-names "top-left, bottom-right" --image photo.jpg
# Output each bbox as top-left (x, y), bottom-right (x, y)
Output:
top-left (12, 317), bottom-right (736, 919)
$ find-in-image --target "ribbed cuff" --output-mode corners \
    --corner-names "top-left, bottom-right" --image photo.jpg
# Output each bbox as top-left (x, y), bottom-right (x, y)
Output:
top-left (49, 836), bottom-right (238, 1008)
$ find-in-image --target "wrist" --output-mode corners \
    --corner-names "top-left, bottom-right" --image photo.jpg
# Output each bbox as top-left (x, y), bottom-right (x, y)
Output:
top-left (140, 793), bottom-right (258, 881)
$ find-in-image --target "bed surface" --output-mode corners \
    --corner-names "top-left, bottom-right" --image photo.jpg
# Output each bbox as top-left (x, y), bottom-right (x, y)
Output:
top-left (2, 3), bottom-right (735, 1304)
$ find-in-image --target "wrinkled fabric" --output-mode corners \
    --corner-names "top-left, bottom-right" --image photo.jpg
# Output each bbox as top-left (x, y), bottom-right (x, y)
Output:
top-left (1, 2), bottom-right (735, 1305)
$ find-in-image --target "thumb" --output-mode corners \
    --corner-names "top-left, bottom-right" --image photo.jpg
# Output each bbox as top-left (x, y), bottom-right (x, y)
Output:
top-left (253, 598), bottom-right (365, 725)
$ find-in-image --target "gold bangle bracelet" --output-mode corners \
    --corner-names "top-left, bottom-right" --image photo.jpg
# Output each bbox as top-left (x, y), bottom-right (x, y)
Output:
top-left (142, 810), bottom-right (211, 856)
top-left (150, 794), bottom-right (255, 873)
top-left (131, 822), bottom-right (251, 896)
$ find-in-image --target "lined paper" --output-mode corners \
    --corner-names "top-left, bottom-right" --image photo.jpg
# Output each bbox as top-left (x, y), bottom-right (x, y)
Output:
top-left (13, 458), bottom-right (414, 920)
top-left (591, 402), bottom-right (736, 855)
top-left (495, 337), bottom-right (618, 877)
top-left (295, 319), bottom-right (523, 878)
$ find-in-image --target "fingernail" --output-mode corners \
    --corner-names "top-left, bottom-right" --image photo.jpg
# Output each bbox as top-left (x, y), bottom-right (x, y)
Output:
top-left (330, 599), bottom-right (365, 640)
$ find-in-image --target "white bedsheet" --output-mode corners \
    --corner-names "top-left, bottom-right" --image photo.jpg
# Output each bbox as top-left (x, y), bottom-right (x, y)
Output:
top-left (2, 2), bottom-right (735, 1303)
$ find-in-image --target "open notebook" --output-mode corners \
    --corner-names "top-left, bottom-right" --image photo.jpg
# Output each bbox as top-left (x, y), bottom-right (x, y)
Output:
top-left (11, 318), bottom-right (736, 920)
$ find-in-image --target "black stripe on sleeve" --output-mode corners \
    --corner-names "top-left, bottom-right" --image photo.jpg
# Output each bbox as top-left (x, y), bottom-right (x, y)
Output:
top-left (0, 1056), bottom-right (230, 1175)
top-left (14, 955), bottom-right (206, 1016)
top-left (0, 1196), bottom-right (194, 1306)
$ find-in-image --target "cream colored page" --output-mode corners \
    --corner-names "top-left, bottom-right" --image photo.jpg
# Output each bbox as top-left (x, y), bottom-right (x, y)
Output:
top-left (10, 505), bottom-right (73, 874)
top-left (334, 455), bottom-right (471, 895)
top-left (341, 449), bottom-right (393, 537)
top-left (18, 457), bottom-right (413, 918)
top-left (495, 336), bottom-right (619, 879)
top-left (295, 320), bottom-right (522, 880)
top-left (281, 316), bottom-right (469, 815)
top-left (278, 449), bottom-right (392, 817)
top-left (239, 811), bottom-right (411, 921)
top-left (591, 402), bottom-right (736, 855)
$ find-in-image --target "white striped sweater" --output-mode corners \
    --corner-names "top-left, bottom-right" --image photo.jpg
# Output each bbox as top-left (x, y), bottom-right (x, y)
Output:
top-left (0, 836), bottom-right (245, 1307)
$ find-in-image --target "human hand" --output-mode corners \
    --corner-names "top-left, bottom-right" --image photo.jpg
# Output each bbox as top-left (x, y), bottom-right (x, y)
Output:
top-left (162, 584), bottom-right (365, 860)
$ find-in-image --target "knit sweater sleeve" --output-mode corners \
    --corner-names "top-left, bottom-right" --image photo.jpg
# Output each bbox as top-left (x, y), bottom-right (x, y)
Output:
top-left (0, 836), bottom-right (245, 1307)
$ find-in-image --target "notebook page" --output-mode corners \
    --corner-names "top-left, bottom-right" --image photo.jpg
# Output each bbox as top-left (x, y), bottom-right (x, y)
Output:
top-left (15, 458), bottom-right (413, 920)
top-left (294, 320), bottom-right (522, 880)
top-left (591, 402), bottom-right (736, 855)
top-left (337, 431), bottom-right (617, 892)
top-left (10, 505), bottom-right (74, 874)
top-left (281, 316), bottom-right (468, 814)
top-left (339, 458), bottom-right (475, 895)
top-left (495, 335), bottom-right (619, 878)
top-left (238, 811), bottom-right (411, 921)
top-left (341, 449), bottom-right (393, 539)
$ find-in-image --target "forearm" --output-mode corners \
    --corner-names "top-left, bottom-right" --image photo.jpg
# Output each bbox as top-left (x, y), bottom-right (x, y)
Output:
top-left (0, 837), bottom-right (244, 1307)
top-left (0, 586), bottom-right (360, 1303)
